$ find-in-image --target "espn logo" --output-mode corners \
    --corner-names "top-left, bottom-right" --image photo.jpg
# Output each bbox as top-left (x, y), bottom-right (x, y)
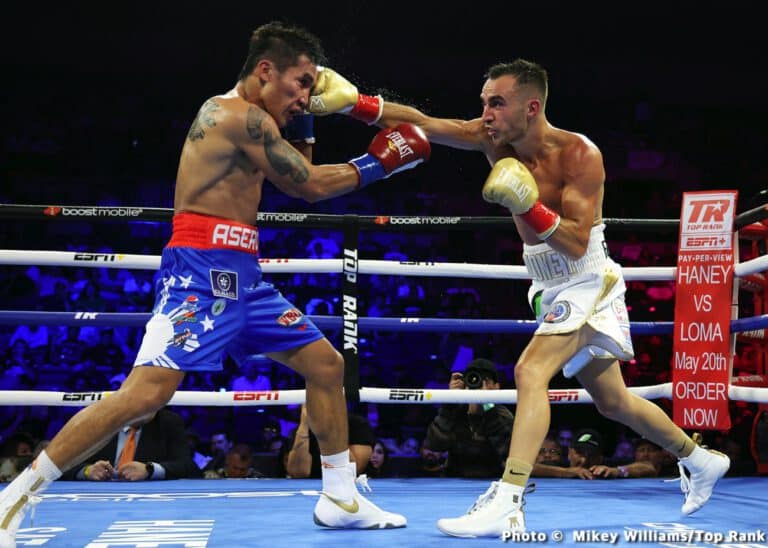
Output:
top-left (548, 390), bottom-right (579, 402)
top-left (388, 389), bottom-right (430, 401)
top-left (233, 391), bottom-right (279, 401)
top-left (681, 235), bottom-right (730, 250)
top-left (63, 392), bottom-right (107, 401)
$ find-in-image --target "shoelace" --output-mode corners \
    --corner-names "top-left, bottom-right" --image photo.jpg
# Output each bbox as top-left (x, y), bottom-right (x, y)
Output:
top-left (465, 482), bottom-right (536, 515)
top-left (355, 474), bottom-right (372, 493)
top-left (27, 495), bottom-right (42, 527)
top-left (466, 481), bottom-right (499, 514)
top-left (663, 432), bottom-right (703, 497)
top-left (663, 463), bottom-right (690, 495)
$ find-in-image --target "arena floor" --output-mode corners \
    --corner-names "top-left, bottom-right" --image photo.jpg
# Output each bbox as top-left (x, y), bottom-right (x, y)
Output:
top-left (14, 476), bottom-right (767, 547)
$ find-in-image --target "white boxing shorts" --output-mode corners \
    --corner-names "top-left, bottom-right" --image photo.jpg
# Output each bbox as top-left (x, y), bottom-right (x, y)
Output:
top-left (523, 224), bottom-right (634, 378)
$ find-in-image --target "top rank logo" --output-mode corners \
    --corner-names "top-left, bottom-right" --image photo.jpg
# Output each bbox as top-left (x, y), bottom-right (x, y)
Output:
top-left (683, 195), bottom-right (735, 232)
top-left (43, 206), bottom-right (62, 216)
top-left (687, 199), bottom-right (730, 223)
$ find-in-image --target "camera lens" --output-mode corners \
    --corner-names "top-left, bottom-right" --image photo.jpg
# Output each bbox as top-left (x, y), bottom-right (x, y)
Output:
top-left (464, 370), bottom-right (483, 389)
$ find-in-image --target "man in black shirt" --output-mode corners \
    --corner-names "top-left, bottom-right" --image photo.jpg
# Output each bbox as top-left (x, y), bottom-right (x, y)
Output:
top-left (424, 359), bottom-right (514, 478)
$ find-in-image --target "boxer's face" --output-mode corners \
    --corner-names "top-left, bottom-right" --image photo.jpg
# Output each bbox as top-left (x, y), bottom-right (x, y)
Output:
top-left (481, 75), bottom-right (533, 145)
top-left (261, 55), bottom-right (316, 127)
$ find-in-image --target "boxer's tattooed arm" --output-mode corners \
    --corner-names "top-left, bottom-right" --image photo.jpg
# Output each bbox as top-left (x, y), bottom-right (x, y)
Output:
top-left (246, 106), bottom-right (264, 140)
top-left (187, 99), bottom-right (220, 141)
top-left (247, 106), bottom-right (309, 184)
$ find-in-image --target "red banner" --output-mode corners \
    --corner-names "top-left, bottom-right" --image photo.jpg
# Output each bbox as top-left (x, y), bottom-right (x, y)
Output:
top-left (672, 190), bottom-right (737, 430)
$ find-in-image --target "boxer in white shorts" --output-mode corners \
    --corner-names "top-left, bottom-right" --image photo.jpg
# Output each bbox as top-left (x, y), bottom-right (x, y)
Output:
top-left (367, 58), bottom-right (731, 537)
top-left (525, 223), bottom-right (634, 378)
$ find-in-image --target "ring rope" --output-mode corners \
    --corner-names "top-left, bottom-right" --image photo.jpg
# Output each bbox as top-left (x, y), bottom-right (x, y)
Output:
top-left (1, 249), bottom-right (766, 280)
top-left (3, 201), bottom-right (766, 229)
top-left (0, 249), bottom-right (672, 281)
top-left (0, 203), bottom-right (684, 230)
top-left (1, 310), bottom-right (767, 335)
top-left (2, 383), bottom-right (767, 407)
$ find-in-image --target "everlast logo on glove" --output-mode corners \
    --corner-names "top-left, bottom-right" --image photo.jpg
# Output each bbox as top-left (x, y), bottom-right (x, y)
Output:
top-left (387, 131), bottom-right (415, 160)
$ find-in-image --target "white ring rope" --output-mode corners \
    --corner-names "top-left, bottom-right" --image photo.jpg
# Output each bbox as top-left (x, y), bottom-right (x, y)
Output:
top-left (2, 383), bottom-right (768, 406)
top-left (1, 249), bottom-right (765, 280)
top-left (1, 233), bottom-right (766, 408)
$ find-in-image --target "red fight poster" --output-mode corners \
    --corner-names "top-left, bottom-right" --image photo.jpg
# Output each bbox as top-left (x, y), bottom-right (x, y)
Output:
top-left (672, 190), bottom-right (737, 430)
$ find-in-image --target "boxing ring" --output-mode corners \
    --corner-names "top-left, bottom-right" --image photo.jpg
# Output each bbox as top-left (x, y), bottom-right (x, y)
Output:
top-left (2, 203), bottom-right (768, 546)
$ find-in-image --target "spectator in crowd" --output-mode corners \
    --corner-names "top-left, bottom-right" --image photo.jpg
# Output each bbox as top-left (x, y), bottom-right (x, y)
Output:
top-left (365, 440), bottom-right (390, 478)
top-left (422, 359), bottom-right (514, 478)
top-left (255, 418), bottom-right (285, 453)
top-left (305, 231), bottom-right (340, 258)
top-left (231, 359), bottom-right (272, 392)
top-left (203, 443), bottom-right (261, 479)
top-left (185, 429), bottom-right (212, 470)
top-left (61, 408), bottom-right (201, 481)
top-left (535, 436), bottom-right (563, 466)
top-left (3, 339), bottom-right (29, 370)
top-left (557, 426), bottom-right (575, 465)
top-left (49, 326), bottom-right (87, 366)
top-left (0, 433), bottom-right (35, 482)
top-left (84, 328), bottom-right (127, 368)
top-left (9, 324), bottom-right (49, 365)
top-left (420, 443), bottom-right (448, 477)
top-left (590, 438), bottom-right (677, 479)
top-left (202, 431), bottom-right (234, 474)
top-left (40, 280), bottom-right (72, 311)
top-left (533, 428), bottom-right (605, 479)
top-left (285, 404), bottom-right (375, 478)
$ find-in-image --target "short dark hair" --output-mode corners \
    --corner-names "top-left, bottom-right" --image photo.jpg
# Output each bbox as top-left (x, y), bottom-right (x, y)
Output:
top-left (238, 21), bottom-right (327, 81)
top-left (485, 59), bottom-right (548, 102)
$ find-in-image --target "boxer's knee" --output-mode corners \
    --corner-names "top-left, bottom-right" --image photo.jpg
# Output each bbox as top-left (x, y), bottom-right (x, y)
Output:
top-left (514, 359), bottom-right (551, 392)
top-left (304, 349), bottom-right (344, 388)
top-left (592, 390), bottom-right (631, 421)
top-left (116, 367), bottom-right (181, 414)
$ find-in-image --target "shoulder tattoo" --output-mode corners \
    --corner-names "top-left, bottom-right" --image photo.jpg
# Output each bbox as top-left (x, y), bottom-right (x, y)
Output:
top-left (187, 99), bottom-right (220, 142)
top-left (246, 106), bottom-right (309, 184)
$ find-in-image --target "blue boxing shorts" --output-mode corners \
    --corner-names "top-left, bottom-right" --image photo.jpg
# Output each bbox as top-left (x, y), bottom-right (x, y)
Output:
top-left (134, 211), bottom-right (324, 371)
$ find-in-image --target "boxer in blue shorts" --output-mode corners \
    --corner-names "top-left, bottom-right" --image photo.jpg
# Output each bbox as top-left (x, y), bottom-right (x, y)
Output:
top-left (1, 22), bottom-right (430, 544)
top-left (134, 212), bottom-right (325, 371)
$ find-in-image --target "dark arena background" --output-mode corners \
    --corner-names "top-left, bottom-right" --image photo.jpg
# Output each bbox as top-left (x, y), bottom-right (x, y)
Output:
top-left (1, 2), bottom-right (768, 546)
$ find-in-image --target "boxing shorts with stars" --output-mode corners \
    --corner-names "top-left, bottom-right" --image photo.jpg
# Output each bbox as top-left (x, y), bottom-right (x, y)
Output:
top-left (134, 211), bottom-right (324, 371)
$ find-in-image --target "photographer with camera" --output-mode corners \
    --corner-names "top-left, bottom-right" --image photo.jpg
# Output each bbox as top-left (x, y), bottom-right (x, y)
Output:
top-left (422, 359), bottom-right (514, 478)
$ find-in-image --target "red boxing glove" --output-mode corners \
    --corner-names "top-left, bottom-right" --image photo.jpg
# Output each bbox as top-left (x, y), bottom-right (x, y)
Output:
top-left (349, 124), bottom-right (431, 188)
top-left (369, 124), bottom-right (431, 173)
